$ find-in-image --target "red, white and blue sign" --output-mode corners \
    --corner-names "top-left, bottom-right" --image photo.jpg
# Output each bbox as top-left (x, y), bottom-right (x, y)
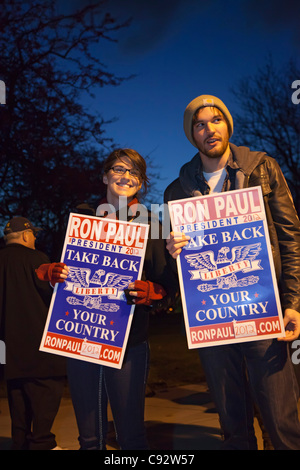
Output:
top-left (168, 187), bottom-right (285, 348)
top-left (40, 213), bottom-right (149, 368)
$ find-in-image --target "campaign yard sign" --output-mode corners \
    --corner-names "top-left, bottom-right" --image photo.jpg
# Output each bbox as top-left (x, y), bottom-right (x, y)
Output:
top-left (40, 213), bottom-right (149, 368)
top-left (168, 186), bottom-right (285, 349)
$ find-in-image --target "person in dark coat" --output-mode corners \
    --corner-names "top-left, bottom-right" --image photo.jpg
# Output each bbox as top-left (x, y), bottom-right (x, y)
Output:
top-left (0, 217), bottom-right (67, 450)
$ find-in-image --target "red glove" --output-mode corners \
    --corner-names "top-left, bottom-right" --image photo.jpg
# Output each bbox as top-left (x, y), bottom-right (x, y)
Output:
top-left (128, 280), bottom-right (167, 305)
top-left (35, 263), bottom-right (67, 285)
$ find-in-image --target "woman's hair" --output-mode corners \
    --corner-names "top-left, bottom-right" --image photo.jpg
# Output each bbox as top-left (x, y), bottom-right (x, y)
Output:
top-left (103, 148), bottom-right (149, 196)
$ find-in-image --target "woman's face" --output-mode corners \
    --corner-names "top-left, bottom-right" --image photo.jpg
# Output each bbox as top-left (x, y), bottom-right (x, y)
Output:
top-left (103, 156), bottom-right (142, 208)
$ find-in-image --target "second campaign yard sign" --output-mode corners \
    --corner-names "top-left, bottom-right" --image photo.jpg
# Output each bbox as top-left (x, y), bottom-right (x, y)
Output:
top-left (168, 187), bottom-right (285, 348)
top-left (40, 213), bottom-right (149, 368)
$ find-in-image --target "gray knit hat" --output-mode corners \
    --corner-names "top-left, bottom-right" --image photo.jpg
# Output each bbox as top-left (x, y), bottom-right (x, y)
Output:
top-left (183, 95), bottom-right (234, 148)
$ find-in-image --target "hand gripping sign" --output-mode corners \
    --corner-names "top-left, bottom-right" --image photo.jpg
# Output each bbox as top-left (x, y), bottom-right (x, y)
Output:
top-left (168, 187), bottom-right (285, 348)
top-left (40, 213), bottom-right (149, 368)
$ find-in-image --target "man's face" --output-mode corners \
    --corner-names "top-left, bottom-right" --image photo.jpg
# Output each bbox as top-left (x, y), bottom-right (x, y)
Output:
top-left (192, 107), bottom-right (230, 159)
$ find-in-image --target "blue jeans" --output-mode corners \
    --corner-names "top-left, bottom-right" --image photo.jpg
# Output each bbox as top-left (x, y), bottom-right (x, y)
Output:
top-left (198, 339), bottom-right (300, 449)
top-left (67, 341), bottom-right (150, 450)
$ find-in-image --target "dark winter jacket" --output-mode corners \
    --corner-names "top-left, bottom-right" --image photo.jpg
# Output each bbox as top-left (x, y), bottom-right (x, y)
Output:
top-left (0, 244), bottom-right (66, 380)
top-left (164, 143), bottom-right (300, 313)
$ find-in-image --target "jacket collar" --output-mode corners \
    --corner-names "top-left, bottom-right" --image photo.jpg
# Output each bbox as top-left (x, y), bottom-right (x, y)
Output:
top-left (179, 142), bottom-right (266, 196)
top-left (229, 143), bottom-right (266, 176)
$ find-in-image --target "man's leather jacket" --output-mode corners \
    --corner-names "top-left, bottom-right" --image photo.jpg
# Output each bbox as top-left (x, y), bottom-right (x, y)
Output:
top-left (164, 143), bottom-right (300, 313)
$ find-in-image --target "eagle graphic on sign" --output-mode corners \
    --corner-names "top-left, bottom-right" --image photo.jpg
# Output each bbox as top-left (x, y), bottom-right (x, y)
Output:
top-left (184, 243), bottom-right (262, 292)
top-left (90, 269), bottom-right (133, 289)
top-left (64, 266), bottom-right (132, 310)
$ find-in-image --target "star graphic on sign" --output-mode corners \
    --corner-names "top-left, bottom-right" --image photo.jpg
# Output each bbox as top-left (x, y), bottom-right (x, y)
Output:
top-left (201, 299), bottom-right (206, 305)
top-left (110, 320), bottom-right (114, 325)
top-left (65, 311), bottom-right (70, 316)
top-left (254, 293), bottom-right (259, 298)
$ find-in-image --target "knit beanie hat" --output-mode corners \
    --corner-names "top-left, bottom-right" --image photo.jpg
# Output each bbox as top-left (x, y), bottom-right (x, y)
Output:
top-left (183, 95), bottom-right (234, 148)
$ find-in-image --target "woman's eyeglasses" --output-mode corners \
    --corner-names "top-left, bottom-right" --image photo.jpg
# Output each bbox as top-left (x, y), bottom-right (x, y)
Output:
top-left (110, 166), bottom-right (140, 178)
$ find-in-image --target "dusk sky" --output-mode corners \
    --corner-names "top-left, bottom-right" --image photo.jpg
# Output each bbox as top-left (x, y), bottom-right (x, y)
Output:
top-left (66, 0), bottom-right (300, 202)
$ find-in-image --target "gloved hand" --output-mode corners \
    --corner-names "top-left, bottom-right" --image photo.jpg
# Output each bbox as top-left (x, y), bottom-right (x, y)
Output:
top-left (35, 263), bottom-right (68, 285)
top-left (125, 280), bottom-right (167, 306)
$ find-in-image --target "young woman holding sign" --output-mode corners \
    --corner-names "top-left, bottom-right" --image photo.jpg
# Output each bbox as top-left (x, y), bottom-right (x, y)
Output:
top-left (66, 148), bottom-right (176, 450)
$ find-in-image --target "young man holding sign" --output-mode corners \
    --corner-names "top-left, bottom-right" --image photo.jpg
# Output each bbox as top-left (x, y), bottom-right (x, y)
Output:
top-left (164, 95), bottom-right (300, 449)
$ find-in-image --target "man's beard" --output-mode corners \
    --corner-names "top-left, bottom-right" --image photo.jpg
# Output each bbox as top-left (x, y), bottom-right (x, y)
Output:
top-left (198, 135), bottom-right (229, 159)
